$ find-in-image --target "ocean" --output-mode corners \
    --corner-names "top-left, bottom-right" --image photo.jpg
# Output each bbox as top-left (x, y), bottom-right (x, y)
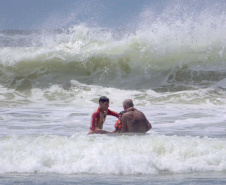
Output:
top-left (0, 1), bottom-right (226, 184)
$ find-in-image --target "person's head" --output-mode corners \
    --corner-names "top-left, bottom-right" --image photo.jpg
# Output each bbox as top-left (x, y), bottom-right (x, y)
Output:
top-left (123, 99), bottom-right (134, 110)
top-left (119, 111), bottom-right (125, 121)
top-left (99, 96), bottom-right (109, 111)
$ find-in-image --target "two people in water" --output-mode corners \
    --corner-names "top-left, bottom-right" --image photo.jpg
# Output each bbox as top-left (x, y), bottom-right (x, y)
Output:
top-left (88, 96), bottom-right (152, 134)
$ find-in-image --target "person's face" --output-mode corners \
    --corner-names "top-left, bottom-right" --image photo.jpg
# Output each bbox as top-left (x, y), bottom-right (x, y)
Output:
top-left (119, 114), bottom-right (122, 121)
top-left (100, 101), bottom-right (109, 111)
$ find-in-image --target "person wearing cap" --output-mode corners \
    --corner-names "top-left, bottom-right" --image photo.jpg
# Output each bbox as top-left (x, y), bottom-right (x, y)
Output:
top-left (120, 99), bottom-right (152, 133)
top-left (88, 96), bottom-right (119, 134)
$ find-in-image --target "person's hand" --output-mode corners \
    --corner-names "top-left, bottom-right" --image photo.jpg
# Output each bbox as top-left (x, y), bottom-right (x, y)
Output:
top-left (95, 128), bottom-right (102, 133)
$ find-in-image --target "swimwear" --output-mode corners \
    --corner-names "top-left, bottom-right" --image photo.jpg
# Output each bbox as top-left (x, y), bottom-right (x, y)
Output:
top-left (114, 119), bottom-right (122, 131)
top-left (89, 108), bottom-right (119, 134)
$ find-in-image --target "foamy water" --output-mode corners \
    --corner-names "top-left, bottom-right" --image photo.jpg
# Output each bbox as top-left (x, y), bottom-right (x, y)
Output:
top-left (0, 133), bottom-right (225, 174)
top-left (0, 0), bottom-right (226, 184)
top-left (0, 105), bottom-right (225, 175)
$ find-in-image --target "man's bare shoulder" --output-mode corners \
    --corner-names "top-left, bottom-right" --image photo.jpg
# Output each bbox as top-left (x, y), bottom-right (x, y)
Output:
top-left (122, 112), bottom-right (131, 119)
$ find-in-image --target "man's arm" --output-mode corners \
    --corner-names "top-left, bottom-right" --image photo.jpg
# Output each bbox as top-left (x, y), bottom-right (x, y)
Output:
top-left (145, 118), bottom-right (152, 132)
top-left (95, 128), bottom-right (112, 134)
top-left (108, 109), bottom-right (119, 118)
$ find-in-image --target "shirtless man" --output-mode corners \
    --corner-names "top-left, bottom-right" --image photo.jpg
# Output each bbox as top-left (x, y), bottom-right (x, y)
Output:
top-left (88, 96), bottom-right (119, 134)
top-left (121, 99), bottom-right (152, 133)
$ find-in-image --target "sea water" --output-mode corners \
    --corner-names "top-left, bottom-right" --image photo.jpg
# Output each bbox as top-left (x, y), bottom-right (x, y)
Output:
top-left (0, 1), bottom-right (226, 184)
top-left (0, 105), bottom-right (225, 184)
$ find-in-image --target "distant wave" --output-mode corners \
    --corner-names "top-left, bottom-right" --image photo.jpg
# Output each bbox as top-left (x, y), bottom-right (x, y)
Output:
top-left (0, 2), bottom-right (226, 107)
top-left (0, 24), bottom-right (226, 90)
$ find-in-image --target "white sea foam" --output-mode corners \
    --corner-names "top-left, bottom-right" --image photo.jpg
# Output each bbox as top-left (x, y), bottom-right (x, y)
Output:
top-left (0, 1), bottom-right (226, 181)
top-left (0, 17), bottom-right (226, 98)
top-left (0, 134), bottom-right (225, 174)
top-left (0, 79), bottom-right (226, 108)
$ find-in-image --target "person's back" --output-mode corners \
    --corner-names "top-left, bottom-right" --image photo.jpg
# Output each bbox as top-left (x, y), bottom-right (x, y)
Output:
top-left (121, 99), bottom-right (152, 133)
top-left (122, 109), bottom-right (149, 133)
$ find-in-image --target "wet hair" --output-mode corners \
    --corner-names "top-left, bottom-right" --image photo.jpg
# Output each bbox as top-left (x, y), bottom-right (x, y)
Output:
top-left (99, 96), bottom-right (109, 103)
top-left (123, 99), bottom-right (134, 108)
